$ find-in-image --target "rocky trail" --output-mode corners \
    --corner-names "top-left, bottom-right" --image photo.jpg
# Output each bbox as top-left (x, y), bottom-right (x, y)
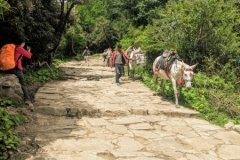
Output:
top-left (17, 56), bottom-right (240, 160)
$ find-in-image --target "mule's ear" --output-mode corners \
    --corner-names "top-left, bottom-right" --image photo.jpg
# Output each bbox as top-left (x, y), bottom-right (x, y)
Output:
top-left (190, 63), bottom-right (198, 70)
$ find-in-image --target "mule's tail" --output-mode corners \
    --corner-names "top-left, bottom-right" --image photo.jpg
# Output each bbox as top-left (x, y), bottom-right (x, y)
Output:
top-left (152, 57), bottom-right (159, 88)
top-left (153, 72), bottom-right (158, 87)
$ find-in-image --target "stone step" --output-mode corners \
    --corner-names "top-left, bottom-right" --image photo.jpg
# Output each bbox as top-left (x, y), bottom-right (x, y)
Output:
top-left (35, 105), bottom-right (199, 118)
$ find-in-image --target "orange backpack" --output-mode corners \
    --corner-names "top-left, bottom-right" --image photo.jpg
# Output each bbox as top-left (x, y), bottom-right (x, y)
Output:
top-left (0, 44), bottom-right (16, 71)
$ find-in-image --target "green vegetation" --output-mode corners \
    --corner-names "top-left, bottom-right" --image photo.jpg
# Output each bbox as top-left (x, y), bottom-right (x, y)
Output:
top-left (0, 63), bottom-right (62, 159)
top-left (0, 98), bottom-right (15, 108)
top-left (0, 63), bottom-right (63, 159)
top-left (0, 0), bottom-right (10, 18)
top-left (0, 106), bottom-right (25, 160)
top-left (135, 66), bottom-right (240, 126)
top-left (25, 65), bottom-right (63, 83)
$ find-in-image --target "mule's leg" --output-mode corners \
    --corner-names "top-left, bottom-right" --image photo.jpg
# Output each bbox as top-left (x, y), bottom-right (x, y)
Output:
top-left (129, 69), bottom-right (132, 79)
top-left (127, 62), bottom-right (130, 77)
top-left (103, 55), bottom-right (106, 62)
top-left (177, 86), bottom-right (181, 101)
top-left (129, 62), bottom-right (133, 79)
top-left (106, 57), bottom-right (109, 67)
top-left (129, 64), bottom-right (135, 80)
top-left (160, 79), bottom-right (165, 94)
top-left (108, 58), bottom-right (111, 67)
top-left (171, 78), bottom-right (179, 107)
top-left (132, 66), bottom-right (135, 80)
top-left (153, 73), bottom-right (158, 90)
top-left (152, 73), bottom-right (159, 96)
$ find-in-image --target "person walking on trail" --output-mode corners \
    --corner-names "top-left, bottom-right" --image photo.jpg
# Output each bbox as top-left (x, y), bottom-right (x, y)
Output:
top-left (111, 44), bottom-right (132, 85)
top-left (82, 46), bottom-right (90, 66)
top-left (1, 42), bottom-right (33, 109)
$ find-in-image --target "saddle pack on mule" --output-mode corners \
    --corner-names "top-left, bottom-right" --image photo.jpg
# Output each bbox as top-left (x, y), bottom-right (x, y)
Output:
top-left (156, 51), bottom-right (181, 72)
top-left (0, 44), bottom-right (17, 71)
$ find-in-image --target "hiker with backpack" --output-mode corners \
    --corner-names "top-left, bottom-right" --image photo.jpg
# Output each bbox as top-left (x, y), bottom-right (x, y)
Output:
top-left (0, 42), bottom-right (33, 109)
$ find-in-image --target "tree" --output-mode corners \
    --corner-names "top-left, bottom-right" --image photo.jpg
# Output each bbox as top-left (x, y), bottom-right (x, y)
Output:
top-left (120, 0), bottom-right (167, 26)
top-left (0, 0), bottom-right (10, 46)
top-left (76, 0), bottom-right (128, 51)
top-left (0, 0), bottom-right (10, 17)
top-left (144, 0), bottom-right (240, 71)
top-left (0, 0), bottom-right (86, 64)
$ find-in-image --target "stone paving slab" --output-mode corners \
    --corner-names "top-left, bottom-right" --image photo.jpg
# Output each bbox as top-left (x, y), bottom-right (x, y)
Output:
top-left (27, 115), bottom-right (240, 160)
top-left (34, 76), bottom-right (198, 118)
top-left (27, 57), bottom-right (240, 160)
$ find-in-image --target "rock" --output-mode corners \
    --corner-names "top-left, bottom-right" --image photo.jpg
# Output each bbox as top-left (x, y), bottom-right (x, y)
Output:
top-left (0, 73), bottom-right (23, 102)
top-left (224, 122), bottom-right (234, 130)
top-left (233, 125), bottom-right (240, 133)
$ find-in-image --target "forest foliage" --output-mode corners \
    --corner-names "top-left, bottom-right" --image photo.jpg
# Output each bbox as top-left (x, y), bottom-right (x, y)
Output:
top-left (0, 0), bottom-right (240, 122)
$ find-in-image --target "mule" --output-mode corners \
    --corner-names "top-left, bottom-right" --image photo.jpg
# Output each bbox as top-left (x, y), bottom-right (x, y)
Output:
top-left (153, 56), bottom-right (197, 106)
top-left (102, 48), bottom-right (113, 67)
top-left (126, 46), bottom-right (145, 79)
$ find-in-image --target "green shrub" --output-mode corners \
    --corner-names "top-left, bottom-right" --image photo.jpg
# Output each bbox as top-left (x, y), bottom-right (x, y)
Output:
top-left (142, 74), bottom-right (154, 89)
top-left (0, 109), bottom-right (25, 159)
top-left (194, 73), bottom-right (240, 117)
top-left (139, 69), bottom-right (240, 126)
top-left (133, 64), bottom-right (146, 79)
top-left (25, 65), bottom-right (63, 83)
top-left (0, 98), bottom-right (22, 108)
top-left (0, 98), bottom-right (14, 108)
top-left (73, 54), bottom-right (84, 61)
top-left (52, 58), bottom-right (68, 66)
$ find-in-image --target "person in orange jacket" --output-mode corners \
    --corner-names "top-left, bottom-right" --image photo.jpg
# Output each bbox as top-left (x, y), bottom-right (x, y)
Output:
top-left (14, 42), bottom-right (34, 108)
top-left (0, 41), bottom-right (33, 108)
top-left (111, 44), bottom-right (132, 85)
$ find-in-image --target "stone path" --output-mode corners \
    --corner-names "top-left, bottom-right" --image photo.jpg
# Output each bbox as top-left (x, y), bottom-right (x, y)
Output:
top-left (27, 56), bottom-right (240, 160)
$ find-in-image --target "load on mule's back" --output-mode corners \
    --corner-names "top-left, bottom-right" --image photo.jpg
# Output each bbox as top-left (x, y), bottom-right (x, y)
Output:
top-left (154, 49), bottom-right (180, 73)
top-left (153, 49), bottom-right (197, 106)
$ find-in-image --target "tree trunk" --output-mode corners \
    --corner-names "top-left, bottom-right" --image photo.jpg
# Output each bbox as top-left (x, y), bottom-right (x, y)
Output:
top-left (48, 1), bottom-right (84, 64)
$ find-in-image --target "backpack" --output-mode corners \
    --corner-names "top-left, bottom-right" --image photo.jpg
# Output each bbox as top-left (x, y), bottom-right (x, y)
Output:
top-left (0, 44), bottom-right (16, 71)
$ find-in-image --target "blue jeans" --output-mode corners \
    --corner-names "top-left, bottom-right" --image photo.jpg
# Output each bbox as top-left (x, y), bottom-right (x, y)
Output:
top-left (115, 64), bottom-right (124, 83)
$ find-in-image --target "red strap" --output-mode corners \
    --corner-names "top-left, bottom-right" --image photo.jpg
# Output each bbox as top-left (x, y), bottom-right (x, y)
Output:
top-left (178, 78), bottom-right (184, 86)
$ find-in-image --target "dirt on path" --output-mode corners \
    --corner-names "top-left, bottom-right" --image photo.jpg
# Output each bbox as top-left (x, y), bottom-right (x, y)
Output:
top-left (14, 56), bottom-right (240, 160)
